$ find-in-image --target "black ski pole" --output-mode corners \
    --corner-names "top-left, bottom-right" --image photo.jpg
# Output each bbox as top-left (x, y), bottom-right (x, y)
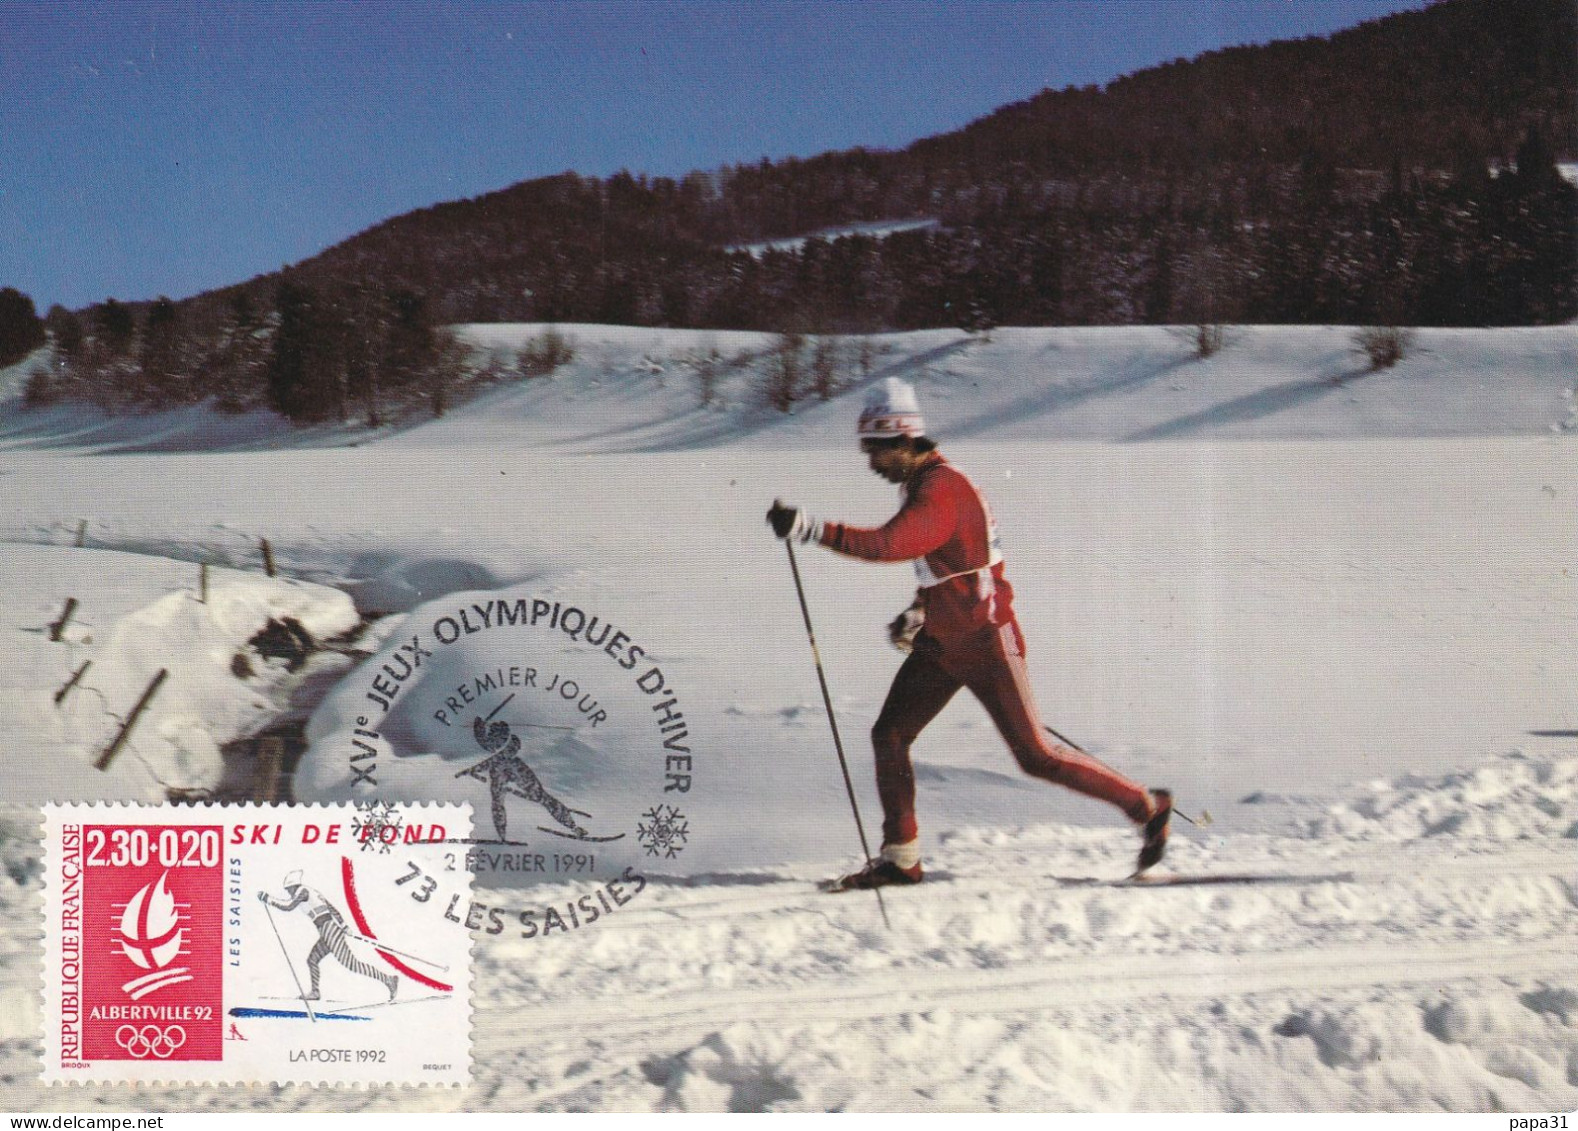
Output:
top-left (1043, 724), bottom-right (1212, 827)
top-left (261, 900), bottom-right (316, 1023)
top-left (783, 539), bottom-right (891, 930)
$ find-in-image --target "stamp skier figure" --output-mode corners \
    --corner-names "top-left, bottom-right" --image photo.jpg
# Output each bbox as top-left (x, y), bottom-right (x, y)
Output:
top-left (768, 377), bottom-right (1172, 889)
top-left (258, 870), bottom-right (397, 1001)
top-left (460, 712), bottom-right (590, 842)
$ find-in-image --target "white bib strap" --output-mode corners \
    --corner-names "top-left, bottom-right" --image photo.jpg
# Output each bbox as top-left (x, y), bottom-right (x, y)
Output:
top-left (913, 549), bottom-right (1002, 589)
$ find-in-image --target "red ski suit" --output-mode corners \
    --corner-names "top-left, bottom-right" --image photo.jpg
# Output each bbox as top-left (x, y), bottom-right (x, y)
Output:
top-left (818, 452), bottom-right (1151, 846)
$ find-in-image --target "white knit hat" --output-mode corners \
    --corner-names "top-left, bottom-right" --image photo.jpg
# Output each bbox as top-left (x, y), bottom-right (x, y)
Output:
top-left (857, 377), bottom-right (926, 439)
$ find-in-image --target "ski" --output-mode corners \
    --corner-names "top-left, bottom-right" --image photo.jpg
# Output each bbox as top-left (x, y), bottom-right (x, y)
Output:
top-left (820, 863), bottom-right (924, 893)
top-left (536, 826), bottom-right (625, 842)
top-left (229, 993), bottom-right (450, 1021)
top-left (319, 992), bottom-right (451, 1016)
top-left (1041, 871), bottom-right (1358, 888)
top-left (441, 838), bottom-right (536, 847)
top-left (819, 870), bottom-right (1358, 893)
top-left (1114, 871), bottom-right (1357, 888)
top-left (821, 879), bottom-right (868, 894)
top-left (821, 877), bottom-right (909, 894)
top-left (228, 1005), bottom-right (368, 1021)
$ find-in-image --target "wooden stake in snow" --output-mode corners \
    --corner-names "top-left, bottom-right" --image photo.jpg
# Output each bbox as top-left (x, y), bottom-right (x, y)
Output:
top-left (94, 668), bottom-right (168, 771)
top-left (199, 561), bottom-right (209, 604)
top-left (254, 736), bottom-right (284, 803)
top-left (54, 660), bottom-right (92, 705)
top-left (49, 598), bottom-right (79, 642)
top-left (74, 519), bottom-right (88, 548)
top-left (260, 538), bottom-right (276, 578)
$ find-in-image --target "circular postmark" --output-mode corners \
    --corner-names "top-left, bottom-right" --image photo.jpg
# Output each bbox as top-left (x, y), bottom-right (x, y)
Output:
top-left (301, 591), bottom-right (702, 938)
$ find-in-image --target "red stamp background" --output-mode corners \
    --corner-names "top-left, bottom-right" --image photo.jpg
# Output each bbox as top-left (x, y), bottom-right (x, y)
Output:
top-left (82, 825), bottom-right (224, 1062)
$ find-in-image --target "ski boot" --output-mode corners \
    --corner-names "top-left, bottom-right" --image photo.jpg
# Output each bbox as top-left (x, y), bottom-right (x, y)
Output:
top-left (1134, 788), bottom-right (1172, 876)
top-left (825, 857), bottom-right (923, 892)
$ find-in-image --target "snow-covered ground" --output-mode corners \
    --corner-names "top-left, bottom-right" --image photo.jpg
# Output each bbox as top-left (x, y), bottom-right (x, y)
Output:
top-left (725, 217), bottom-right (940, 257)
top-left (0, 323), bottom-right (1573, 1111)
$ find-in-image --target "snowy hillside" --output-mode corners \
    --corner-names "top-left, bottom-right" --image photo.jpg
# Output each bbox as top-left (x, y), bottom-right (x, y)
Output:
top-left (0, 323), bottom-right (1573, 1111)
top-left (725, 218), bottom-right (940, 257)
top-left (439, 322), bottom-right (1578, 449)
top-left (4, 323), bottom-right (1574, 455)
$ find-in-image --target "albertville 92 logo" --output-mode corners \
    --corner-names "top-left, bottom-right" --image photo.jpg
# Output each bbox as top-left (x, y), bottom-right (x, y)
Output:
top-left (116, 871), bottom-right (191, 999)
top-left (80, 825), bottom-right (224, 1062)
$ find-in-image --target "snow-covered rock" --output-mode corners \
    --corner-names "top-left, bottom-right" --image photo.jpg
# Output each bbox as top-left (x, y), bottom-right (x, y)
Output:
top-left (0, 545), bottom-right (357, 802)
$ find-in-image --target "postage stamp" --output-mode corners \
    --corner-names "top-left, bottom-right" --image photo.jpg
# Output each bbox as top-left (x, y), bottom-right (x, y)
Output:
top-left (41, 802), bottom-right (472, 1086)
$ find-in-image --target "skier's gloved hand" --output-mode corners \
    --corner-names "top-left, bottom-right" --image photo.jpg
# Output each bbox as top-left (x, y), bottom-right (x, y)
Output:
top-left (766, 500), bottom-right (799, 538)
top-left (888, 597), bottom-right (925, 652)
top-left (766, 500), bottom-right (821, 544)
top-left (257, 891), bottom-right (269, 903)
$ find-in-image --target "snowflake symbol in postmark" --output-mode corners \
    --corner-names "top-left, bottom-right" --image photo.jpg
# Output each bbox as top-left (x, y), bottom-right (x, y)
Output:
top-left (636, 805), bottom-right (689, 859)
top-left (351, 800), bottom-right (402, 853)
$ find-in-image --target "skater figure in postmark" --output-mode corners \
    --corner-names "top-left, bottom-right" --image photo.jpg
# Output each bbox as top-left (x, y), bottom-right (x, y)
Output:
top-left (258, 870), bottom-right (396, 1001)
top-left (457, 711), bottom-right (590, 841)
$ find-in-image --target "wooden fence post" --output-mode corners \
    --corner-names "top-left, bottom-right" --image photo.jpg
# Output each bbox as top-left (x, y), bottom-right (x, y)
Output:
top-left (94, 669), bottom-right (168, 771)
top-left (49, 598), bottom-right (79, 642)
top-left (254, 736), bottom-right (284, 803)
top-left (54, 660), bottom-right (92, 705)
top-left (260, 538), bottom-right (276, 578)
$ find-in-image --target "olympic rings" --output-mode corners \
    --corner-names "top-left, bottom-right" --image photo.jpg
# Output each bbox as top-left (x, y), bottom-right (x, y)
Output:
top-left (114, 1023), bottom-right (187, 1059)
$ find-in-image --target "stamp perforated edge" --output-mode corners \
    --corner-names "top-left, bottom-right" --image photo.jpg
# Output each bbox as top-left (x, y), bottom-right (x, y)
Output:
top-left (37, 800), bottom-right (474, 1089)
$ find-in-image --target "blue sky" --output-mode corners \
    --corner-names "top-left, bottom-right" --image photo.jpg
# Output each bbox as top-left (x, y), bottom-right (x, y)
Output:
top-left (0, 0), bottom-right (1429, 311)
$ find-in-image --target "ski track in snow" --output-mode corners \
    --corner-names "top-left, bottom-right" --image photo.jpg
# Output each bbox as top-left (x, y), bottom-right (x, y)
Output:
top-left (0, 805), bottom-right (1573, 1111)
top-left (0, 324), bottom-right (1574, 1111)
top-left (414, 815), bottom-right (1578, 1112)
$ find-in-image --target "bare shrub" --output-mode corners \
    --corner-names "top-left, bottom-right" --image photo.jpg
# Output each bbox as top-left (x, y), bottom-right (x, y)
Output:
top-left (1353, 326), bottom-right (1416, 370)
top-left (1194, 323), bottom-right (1226, 358)
top-left (764, 332), bottom-right (804, 412)
top-left (23, 367), bottom-right (57, 407)
top-left (1167, 323), bottom-right (1231, 359)
top-left (426, 328), bottom-right (471, 418)
top-left (857, 337), bottom-right (877, 376)
top-left (517, 326), bottom-right (575, 377)
top-left (810, 335), bottom-right (843, 400)
top-left (689, 341), bottom-right (724, 406)
top-left (472, 349), bottom-right (513, 386)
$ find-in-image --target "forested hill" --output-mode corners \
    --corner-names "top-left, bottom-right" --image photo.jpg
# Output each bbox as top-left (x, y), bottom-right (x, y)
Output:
top-left (286, 0), bottom-right (1574, 301)
top-left (16, 0), bottom-right (1576, 423)
top-left (917, 0), bottom-right (1573, 175)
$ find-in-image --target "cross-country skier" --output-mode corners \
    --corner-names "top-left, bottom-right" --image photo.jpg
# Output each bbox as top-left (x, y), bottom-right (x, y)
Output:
top-left (459, 715), bottom-right (588, 841)
top-left (767, 377), bottom-right (1171, 889)
top-left (258, 871), bottom-right (397, 1001)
